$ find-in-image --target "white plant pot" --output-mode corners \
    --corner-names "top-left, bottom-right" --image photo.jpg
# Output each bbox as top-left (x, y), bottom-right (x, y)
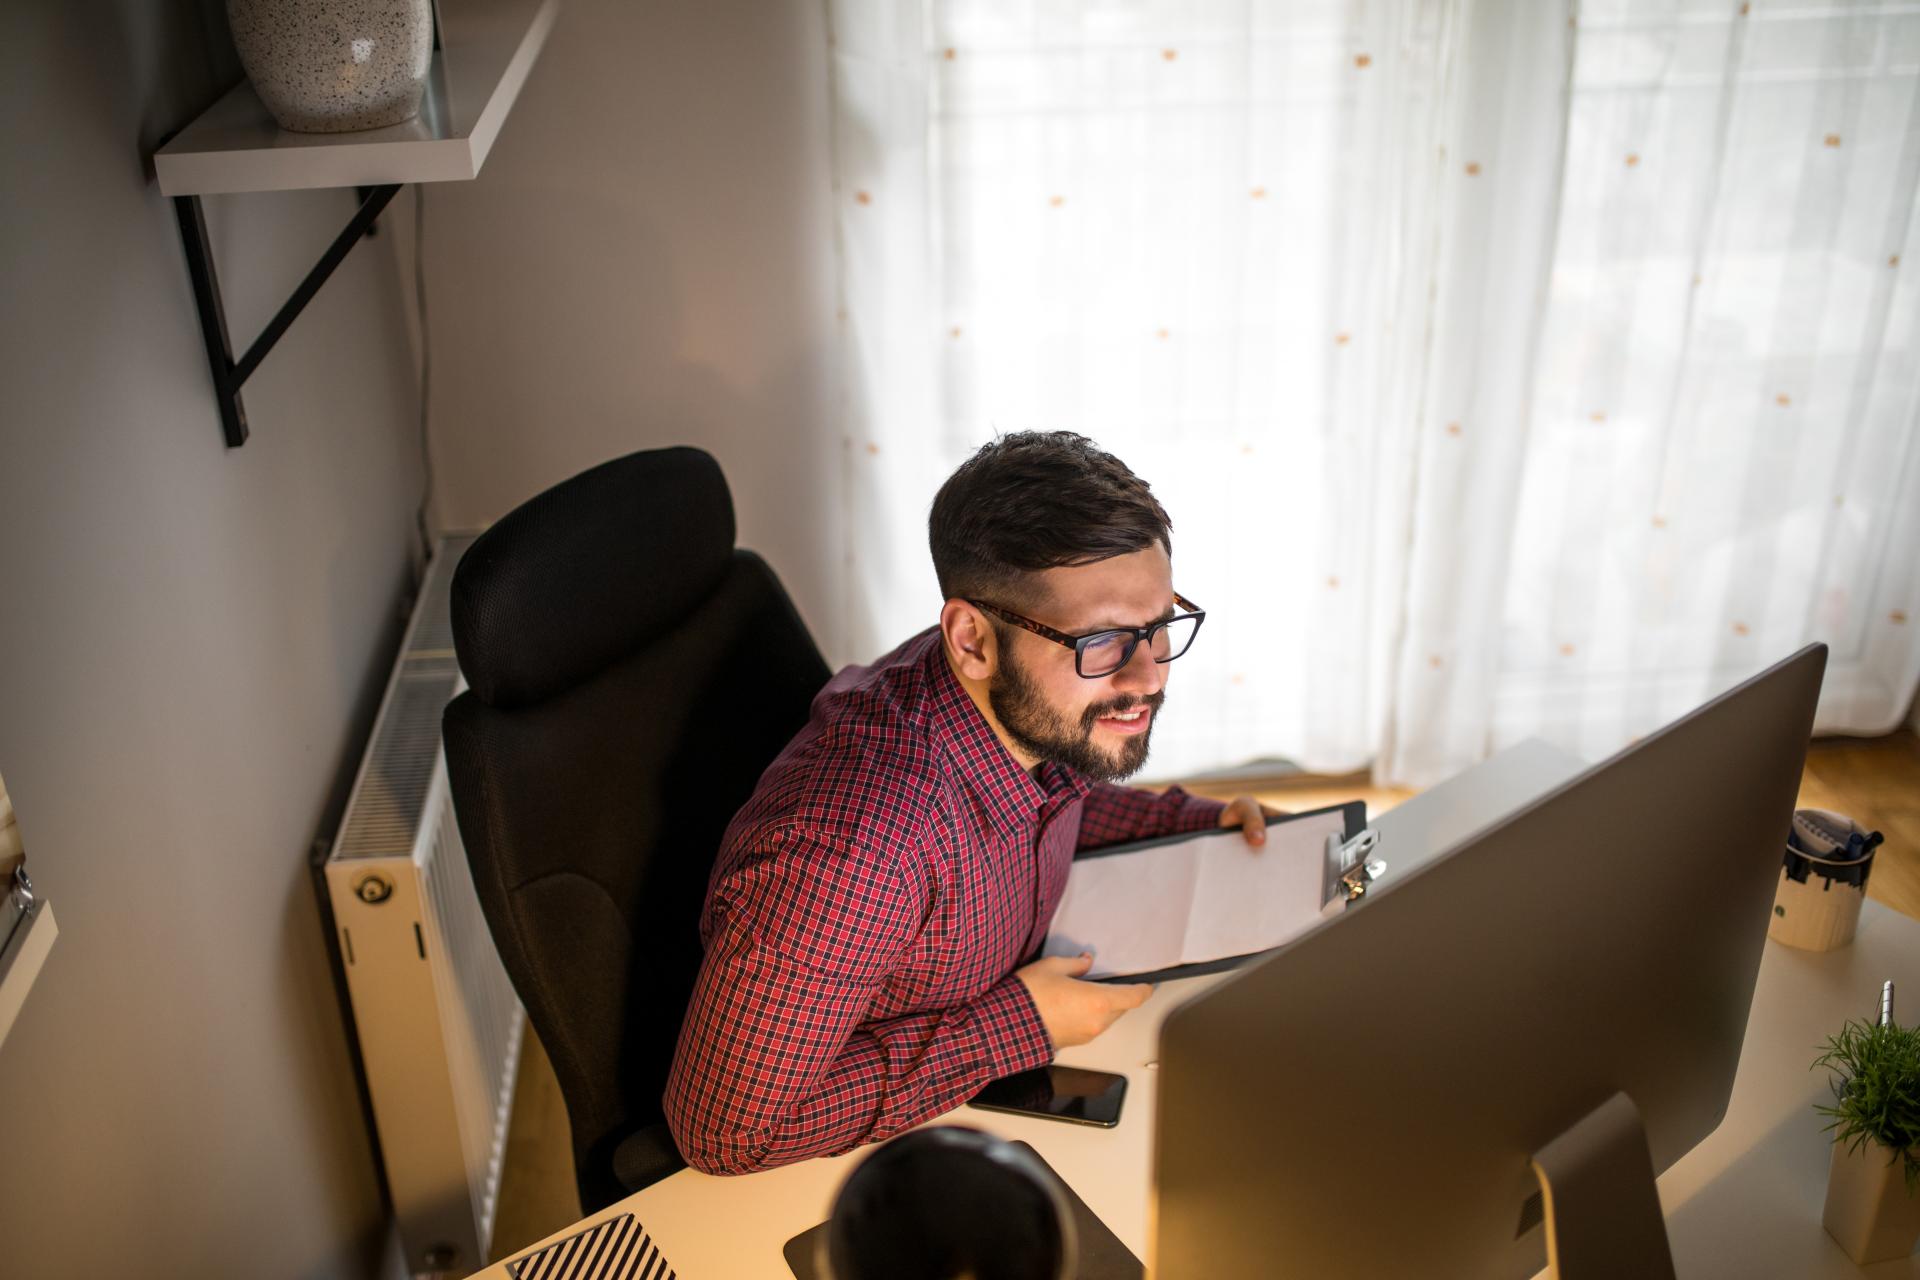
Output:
top-left (227, 0), bottom-right (433, 134)
top-left (1822, 1137), bottom-right (1920, 1264)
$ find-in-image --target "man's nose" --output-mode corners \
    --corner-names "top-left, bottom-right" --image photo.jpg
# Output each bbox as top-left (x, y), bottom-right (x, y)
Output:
top-left (1110, 638), bottom-right (1165, 695)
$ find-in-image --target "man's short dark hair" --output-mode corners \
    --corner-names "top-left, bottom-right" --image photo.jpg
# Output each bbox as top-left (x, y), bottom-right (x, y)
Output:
top-left (928, 431), bottom-right (1172, 609)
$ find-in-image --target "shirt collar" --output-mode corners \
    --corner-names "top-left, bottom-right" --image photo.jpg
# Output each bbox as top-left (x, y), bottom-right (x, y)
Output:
top-left (921, 630), bottom-right (1090, 839)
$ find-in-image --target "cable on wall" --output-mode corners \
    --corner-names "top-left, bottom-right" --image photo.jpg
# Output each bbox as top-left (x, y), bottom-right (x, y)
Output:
top-left (412, 185), bottom-right (436, 573)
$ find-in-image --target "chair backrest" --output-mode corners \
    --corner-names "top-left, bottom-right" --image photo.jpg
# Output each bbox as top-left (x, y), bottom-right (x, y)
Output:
top-left (443, 447), bottom-right (830, 1211)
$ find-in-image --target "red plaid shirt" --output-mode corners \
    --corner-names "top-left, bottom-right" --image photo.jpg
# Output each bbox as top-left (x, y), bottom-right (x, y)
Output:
top-left (663, 627), bottom-right (1225, 1175)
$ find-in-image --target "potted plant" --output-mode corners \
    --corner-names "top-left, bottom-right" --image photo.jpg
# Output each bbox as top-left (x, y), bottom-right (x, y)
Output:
top-left (1814, 1008), bottom-right (1920, 1264)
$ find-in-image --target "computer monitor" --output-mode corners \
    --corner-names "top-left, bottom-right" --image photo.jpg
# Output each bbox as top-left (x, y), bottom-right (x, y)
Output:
top-left (1152, 643), bottom-right (1827, 1279)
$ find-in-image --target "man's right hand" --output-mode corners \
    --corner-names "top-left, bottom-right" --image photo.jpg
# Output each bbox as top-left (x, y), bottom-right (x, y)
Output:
top-left (1013, 953), bottom-right (1153, 1050)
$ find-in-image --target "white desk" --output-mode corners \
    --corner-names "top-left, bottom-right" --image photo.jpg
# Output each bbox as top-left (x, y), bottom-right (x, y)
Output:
top-left (469, 742), bottom-right (1920, 1278)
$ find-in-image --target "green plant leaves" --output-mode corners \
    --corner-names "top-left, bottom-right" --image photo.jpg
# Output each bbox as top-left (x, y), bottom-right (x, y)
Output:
top-left (1812, 1018), bottom-right (1920, 1193)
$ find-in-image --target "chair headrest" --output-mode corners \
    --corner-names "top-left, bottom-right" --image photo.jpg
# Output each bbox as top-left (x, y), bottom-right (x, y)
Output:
top-left (451, 447), bottom-right (736, 708)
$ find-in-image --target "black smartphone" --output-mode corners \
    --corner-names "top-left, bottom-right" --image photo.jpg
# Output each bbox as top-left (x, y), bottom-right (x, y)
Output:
top-left (966, 1064), bottom-right (1127, 1128)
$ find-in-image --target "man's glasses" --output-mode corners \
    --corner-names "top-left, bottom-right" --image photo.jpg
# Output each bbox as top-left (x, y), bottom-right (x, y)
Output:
top-left (968, 592), bottom-right (1207, 679)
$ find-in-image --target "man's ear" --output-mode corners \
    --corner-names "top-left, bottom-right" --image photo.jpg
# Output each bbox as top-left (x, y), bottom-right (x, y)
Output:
top-left (939, 599), bottom-right (997, 681)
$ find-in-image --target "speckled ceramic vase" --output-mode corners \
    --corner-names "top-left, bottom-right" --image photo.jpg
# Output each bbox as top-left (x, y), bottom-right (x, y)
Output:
top-left (227, 0), bottom-right (433, 133)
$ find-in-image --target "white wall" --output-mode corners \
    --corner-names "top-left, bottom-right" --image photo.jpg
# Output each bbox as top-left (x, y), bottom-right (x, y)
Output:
top-left (0, 0), bottom-right (841, 1266)
top-left (0, 3), bottom-right (422, 1275)
top-left (418, 0), bottom-right (850, 660)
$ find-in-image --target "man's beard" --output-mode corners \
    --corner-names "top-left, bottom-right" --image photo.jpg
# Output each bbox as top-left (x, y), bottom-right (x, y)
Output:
top-left (988, 643), bottom-right (1165, 783)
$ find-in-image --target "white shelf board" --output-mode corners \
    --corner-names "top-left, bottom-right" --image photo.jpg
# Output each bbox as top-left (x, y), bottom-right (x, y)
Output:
top-left (155, 0), bottom-right (559, 197)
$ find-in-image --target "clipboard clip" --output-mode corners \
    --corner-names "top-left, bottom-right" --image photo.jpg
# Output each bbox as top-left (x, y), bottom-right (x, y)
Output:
top-left (1328, 828), bottom-right (1387, 905)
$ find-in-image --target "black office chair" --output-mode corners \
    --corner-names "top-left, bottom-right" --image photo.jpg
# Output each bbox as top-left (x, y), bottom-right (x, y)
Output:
top-left (443, 447), bottom-right (831, 1212)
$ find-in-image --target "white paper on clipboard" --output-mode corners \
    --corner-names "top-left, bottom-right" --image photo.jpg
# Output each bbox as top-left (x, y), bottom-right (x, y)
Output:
top-left (1041, 802), bottom-right (1363, 979)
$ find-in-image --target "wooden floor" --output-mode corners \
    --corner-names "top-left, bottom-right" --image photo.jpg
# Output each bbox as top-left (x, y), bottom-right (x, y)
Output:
top-left (484, 730), bottom-right (1920, 1263)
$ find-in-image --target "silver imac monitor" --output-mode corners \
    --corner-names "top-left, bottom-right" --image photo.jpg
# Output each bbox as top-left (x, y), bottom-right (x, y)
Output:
top-left (1153, 643), bottom-right (1827, 1279)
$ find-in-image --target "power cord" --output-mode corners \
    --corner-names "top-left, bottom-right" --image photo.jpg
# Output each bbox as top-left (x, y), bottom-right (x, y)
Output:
top-left (412, 185), bottom-right (435, 571)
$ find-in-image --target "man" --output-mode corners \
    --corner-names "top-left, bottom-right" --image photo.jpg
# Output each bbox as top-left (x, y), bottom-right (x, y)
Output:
top-left (663, 432), bottom-right (1274, 1175)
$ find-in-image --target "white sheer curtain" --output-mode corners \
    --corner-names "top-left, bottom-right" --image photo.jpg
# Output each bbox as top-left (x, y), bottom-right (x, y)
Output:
top-left (826, 0), bottom-right (1920, 787)
top-left (1492, 0), bottom-right (1920, 766)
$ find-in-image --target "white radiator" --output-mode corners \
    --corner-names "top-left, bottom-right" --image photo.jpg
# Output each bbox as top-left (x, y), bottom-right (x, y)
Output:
top-left (324, 533), bottom-right (525, 1276)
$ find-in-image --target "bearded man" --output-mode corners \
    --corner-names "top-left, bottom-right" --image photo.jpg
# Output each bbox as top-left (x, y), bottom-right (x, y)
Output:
top-left (663, 431), bottom-right (1274, 1175)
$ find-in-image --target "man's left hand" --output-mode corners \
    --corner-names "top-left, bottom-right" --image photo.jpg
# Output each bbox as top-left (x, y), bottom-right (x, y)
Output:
top-left (1218, 796), bottom-right (1286, 847)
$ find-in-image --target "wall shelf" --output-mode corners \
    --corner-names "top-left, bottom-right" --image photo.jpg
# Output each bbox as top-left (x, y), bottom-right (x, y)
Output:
top-left (155, 0), bottom-right (558, 445)
top-left (156, 0), bottom-right (559, 197)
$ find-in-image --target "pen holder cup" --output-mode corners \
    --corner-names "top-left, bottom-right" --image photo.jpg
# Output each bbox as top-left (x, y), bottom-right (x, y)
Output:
top-left (1767, 809), bottom-right (1883, 953)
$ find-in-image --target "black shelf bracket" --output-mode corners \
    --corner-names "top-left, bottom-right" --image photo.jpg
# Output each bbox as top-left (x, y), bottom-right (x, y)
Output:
top-left (174, 183), bottom-right (402, 448)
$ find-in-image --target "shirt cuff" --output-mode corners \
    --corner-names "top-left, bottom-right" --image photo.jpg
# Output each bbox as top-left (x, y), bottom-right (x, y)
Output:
top-left (1163, 785), bottom-right (1229, 833)
top-left (972, 973), bottom-right (1057, 1076)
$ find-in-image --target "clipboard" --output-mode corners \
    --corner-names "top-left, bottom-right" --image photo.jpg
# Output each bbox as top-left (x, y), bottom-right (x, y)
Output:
top-left (1045, 800), bottom-right (1380, 984)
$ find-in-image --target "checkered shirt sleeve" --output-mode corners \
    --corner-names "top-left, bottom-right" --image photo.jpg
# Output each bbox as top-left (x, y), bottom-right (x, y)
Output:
top-left (662, 824), bottom-right (1055, 1176)
top-left (1075, 782), bottom-right (1227, 852)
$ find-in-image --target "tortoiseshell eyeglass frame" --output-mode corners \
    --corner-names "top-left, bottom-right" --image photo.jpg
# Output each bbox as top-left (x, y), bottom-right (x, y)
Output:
top-left (967, 592), bottom-right (1207, 679)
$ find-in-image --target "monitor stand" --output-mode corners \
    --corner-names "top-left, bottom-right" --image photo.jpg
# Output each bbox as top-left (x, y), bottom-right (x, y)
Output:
top-left (1529, 1092), bottom-right (1678, 1280)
